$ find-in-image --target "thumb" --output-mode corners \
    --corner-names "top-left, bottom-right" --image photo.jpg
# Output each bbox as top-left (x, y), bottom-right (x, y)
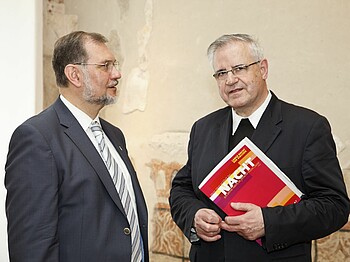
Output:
top-left (230, 202), bottom-right (253, 212)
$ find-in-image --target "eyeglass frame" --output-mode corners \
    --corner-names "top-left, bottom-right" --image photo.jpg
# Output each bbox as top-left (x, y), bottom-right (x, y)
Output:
top-left (213, 60), bottom-right (261, 80)
top-left (73, 61), bottom-right (120, 72)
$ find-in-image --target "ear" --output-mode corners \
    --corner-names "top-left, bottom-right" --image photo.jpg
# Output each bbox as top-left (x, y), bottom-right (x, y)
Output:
top-left (64, 64), bottom-right (83, 87)
top-left (259, 59), bottom-right (268, 80)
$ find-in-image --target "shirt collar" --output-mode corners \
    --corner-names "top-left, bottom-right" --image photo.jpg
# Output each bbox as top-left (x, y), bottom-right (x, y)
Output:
top-left (60, 95), bottom-right (100, 131)
top-left (232, 90), bottom-right (272, 135)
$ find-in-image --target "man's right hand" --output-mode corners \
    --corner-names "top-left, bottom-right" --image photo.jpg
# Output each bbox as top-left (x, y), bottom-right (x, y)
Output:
top-left (193, 208), bottom-right (222, 242)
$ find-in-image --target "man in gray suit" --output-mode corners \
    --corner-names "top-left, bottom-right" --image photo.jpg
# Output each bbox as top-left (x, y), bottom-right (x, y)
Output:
top-left (169, 34), bottom-right (349, 261)
top-left (5, 31), bottom-right (148, 262)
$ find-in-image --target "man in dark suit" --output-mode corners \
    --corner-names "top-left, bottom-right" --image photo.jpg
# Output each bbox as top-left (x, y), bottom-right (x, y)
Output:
top-left (169, 34), bottom-right (350, 261)
top-left (5, 31), bottom-right (148, 262)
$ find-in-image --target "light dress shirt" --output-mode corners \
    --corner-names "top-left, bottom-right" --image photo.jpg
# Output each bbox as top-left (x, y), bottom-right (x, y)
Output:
top-left (59, 95), bottom-right (139, 220)
top-left (232, 90), bottom-right (272, 135)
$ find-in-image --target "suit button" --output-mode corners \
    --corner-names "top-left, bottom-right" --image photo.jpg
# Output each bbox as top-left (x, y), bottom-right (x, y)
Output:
top-left (124, 227), bottom-right (131, 235)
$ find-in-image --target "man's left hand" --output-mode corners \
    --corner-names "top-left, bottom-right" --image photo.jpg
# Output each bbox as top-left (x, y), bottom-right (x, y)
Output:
top-left (220, 203), bottom-right (265, 241)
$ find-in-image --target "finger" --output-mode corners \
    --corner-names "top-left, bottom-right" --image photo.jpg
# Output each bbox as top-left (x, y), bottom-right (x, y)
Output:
top-left (224, 214), bottom-right (244, 225)
top-left (220, 221), bottom-right (233, 231)
top-left (203, 209), bottom-right (222, 224)
top-left (220, 220), bottom-right (241, 232)
top-left (230, 202), bottom-right (254, 212)
top-left (195, 208), bottom-right (222, 226)
top-left (197, 220), bottom-right (221, 234)
top-left (197, 225), bottom-right (221, 235)
top-left (197, 232), bottom-right (222, 242)
top-left (196, 226), bottom-right (222, 242)
top-left (221, 222), bottom-right (254, 239)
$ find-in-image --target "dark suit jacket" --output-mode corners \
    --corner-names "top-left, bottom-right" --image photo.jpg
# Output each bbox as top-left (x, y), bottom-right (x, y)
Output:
top-left (5, 98), bottom-right (149, 262)
top-left (169, 92), bottom-right (349, 262)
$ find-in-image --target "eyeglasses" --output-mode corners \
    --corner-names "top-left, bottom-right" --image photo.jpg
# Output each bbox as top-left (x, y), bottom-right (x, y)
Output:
top-left (73, 61), bottom-right (120, 72)
top-left (213, 60), bottom-right (260, 80)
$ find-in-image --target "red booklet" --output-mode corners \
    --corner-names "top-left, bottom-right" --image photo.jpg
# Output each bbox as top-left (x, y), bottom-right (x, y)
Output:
top-left (199, 138), bottom-right (302, 246)
top-left (199, 137), bottom-right (303, 244)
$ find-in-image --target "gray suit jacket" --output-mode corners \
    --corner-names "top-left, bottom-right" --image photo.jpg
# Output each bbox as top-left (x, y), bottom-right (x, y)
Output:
top-left (5, 97), bottom-right (148, 262)
top-left (169, 92), bottom-right (349, 262)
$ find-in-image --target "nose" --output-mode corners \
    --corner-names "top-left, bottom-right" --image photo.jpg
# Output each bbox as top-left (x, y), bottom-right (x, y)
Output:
top-left (225, 71), bottom-right (238, 85)
top-left (110, 66), bottom-right (122, 80)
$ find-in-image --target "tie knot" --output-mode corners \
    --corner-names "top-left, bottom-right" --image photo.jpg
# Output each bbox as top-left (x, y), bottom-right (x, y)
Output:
top-left (90, 121), bottom-right (103, 139)
top-left (90, 121), bottom-right (102, 131)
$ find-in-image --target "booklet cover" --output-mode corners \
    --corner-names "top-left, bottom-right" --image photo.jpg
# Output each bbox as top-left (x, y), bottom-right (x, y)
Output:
top-left (199, 137), bottom-right (303, 217)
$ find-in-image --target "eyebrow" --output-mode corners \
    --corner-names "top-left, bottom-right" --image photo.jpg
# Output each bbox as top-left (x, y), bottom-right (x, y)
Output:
top-left (99, 59), bottom-right (116, 63)
top-left (232, 63), bottom-right (245, 68)
top-left (215, 63), bottom-right (246, 73)
top-left (215, 69), bottom-right (227, 73)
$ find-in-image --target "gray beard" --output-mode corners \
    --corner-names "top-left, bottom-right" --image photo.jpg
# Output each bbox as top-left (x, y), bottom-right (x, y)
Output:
top-left (82, 71), bottom-right (117, 106)
top-left (83, 89), bottom-right (117, 105)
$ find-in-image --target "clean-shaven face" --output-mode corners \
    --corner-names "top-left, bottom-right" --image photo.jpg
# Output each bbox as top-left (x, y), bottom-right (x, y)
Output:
top-left (213, 42), bottom-right (268, 116)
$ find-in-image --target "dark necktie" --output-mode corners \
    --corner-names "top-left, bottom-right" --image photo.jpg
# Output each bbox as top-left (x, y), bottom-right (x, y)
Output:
top-left (229, 118), bottom-right (255, 150)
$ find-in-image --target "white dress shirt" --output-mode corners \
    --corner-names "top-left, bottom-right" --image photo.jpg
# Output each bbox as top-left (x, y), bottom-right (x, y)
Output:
top-left (232, 90), bottom-right (272, 135)
top-left (59, 95), bottom-right (139, 219)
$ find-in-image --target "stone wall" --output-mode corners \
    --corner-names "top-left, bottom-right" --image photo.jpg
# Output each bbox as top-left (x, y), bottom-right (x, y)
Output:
top-left (43, 0), bottom-right (77, 108)
top-left (43, 1), bottom-right (350, 261)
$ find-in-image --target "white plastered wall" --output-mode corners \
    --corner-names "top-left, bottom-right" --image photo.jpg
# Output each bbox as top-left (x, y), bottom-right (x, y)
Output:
top-left (0, 1), bottom-right (43, 261)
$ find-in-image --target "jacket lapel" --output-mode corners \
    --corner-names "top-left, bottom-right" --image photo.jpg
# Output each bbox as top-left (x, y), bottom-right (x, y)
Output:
top-left (53, 98), bottom-right (126, 215)
top-left (213, 107), bottom-right (232, 165)
top-left (251, 92), bottom-right (282, 153)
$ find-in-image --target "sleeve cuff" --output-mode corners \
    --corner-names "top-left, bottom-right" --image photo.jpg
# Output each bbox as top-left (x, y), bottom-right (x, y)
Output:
top-left (190, 227), bottom-right (200, 243)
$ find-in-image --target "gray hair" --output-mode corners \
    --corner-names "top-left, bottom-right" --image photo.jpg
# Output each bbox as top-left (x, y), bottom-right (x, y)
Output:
top-left (52, 31), bottom-right (108, 87)
top-left (207, 34), bottom-right (264, 68)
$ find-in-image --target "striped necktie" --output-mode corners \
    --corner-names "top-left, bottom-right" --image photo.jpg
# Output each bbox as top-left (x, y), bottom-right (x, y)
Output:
top-left (90, 121), bottom-right (142, 262)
